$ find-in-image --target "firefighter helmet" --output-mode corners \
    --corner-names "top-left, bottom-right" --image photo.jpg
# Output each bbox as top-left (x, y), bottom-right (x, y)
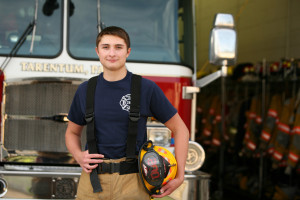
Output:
top-left (138, 140), bottom-right (177, 195)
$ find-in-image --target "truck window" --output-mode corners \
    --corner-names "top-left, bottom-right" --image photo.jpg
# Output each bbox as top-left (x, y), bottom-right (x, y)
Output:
top-left (0, 0), bottom-right (62, 57)
top-left (68, 0), bottom-right (184, 64)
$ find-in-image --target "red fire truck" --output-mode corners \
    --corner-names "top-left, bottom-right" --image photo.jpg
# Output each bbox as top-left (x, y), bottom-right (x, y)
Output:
top-left (0, 0), bottom-right (236, 199)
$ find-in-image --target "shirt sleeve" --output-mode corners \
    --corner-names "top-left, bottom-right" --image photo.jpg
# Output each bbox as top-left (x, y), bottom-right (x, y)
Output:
top-left (67, 82), bottom-right (87, 126)
top-left (150, 82), bottom-right (177, 123)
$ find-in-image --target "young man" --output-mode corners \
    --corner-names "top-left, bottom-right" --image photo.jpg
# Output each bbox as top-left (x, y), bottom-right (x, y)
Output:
top-left (65, 26), bottom-right (189, 199)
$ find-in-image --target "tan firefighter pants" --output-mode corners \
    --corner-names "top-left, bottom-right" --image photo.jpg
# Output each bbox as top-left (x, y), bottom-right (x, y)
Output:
top-left (76, 158), bottom-right (150, 200)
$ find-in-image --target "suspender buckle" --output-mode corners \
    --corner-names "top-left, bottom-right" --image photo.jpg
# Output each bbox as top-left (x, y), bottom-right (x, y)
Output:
top-left (85, 112), bottom-right (94, 123)
top-left (129, 111), bottom-right (140, 122)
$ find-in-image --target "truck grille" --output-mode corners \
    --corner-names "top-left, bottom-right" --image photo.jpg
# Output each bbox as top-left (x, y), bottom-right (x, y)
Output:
top-left (3, 82), bottom-right (86, 152)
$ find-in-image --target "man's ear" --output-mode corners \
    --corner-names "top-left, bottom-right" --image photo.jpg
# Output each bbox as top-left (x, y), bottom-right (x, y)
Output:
top-left (126, 48), bottom-right (131, 58)
top-left (95, 47), bottom-right (101, 58)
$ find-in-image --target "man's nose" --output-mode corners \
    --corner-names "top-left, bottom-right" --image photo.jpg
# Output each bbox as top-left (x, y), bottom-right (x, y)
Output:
top-left (108, 48), bottom-right (116, 56)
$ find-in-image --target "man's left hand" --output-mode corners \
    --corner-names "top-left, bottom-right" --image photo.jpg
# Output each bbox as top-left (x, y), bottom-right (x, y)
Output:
top-left (151, 177), bottom-right (184, 198)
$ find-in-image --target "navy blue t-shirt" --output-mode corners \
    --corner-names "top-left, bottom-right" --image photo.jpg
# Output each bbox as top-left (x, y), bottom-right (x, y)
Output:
top-left (68, 71), bottom-right (177, 159)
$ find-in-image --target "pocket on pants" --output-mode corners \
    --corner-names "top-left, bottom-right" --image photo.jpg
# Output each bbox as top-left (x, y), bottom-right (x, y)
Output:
top-left (76, 171), bottom-right (111, 200)
top-left (119, 173), bottom-right (150, 200)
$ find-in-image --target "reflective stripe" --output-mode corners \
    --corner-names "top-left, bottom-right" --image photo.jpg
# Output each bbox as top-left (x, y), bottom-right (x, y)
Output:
top-left (288, 152), bottom-right (299, 163)
top-left (268, 109), bottom-right (278, 118)
top-left (215, 115), bottom-right (221, 121)
top-left (197, 107), bottom-right (202, 113)
top-left (212, 138), bottom-right (220, 146)
top-left (224, 134), bottom-right (229, 140)
top-left (261, 130), bottom-right (271, 141)
top-left (278, 122), bottom-right (290, 134)
top-left (157, 148), bottom-right (167, 154)
top-left (245, 132), bottom-right (250, 140)
top-left (273, 151), bottom-right (283, 161)
top-left (256, 116), bottom-right (262, 124)
top-left (203, 140), bottom-right (211, 145)
top-left (268, 147), bottom-right (274, 154)
top-left (249, 112), bottom-right (256, 119)
top-left (203, 129), bottom-right (211, 136)
top-left (247, 141), bottom-right (256, 151)
top-left (293, 126), bottom-right (300, 135)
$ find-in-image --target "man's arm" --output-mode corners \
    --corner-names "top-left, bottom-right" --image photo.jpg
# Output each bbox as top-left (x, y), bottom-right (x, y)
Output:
top-left (65, 121), bottom-right (104, 173)
top-left (152, 113), bottom-right (189, 198)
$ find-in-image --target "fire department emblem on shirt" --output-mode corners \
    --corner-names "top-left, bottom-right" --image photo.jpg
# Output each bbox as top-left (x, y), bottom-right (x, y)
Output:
top-left (120, 94), bottom-right (131, 112)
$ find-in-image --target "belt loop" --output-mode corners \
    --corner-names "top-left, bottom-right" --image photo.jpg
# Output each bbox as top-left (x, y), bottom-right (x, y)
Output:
top-left (110, 163), bottom-right (114, 174)
top-left (98, 163), bottom-right (102, 172)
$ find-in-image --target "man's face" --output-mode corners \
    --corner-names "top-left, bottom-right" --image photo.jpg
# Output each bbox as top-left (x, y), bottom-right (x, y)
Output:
top-left (95, 35), bottom-right (131, 72)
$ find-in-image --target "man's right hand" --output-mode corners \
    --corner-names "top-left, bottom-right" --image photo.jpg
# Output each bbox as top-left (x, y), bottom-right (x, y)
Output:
top-left (77, 150), bottom-right (104, 173)
top-left (65, 121), bottom-right (104, 173)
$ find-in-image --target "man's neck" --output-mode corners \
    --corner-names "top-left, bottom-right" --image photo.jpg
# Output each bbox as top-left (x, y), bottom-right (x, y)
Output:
top-left (102, 67), bottom-right (127, 82)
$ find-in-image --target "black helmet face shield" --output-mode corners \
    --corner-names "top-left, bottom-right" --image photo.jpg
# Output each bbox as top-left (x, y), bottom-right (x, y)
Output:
top-left (142, 151), bottom-right (170, 187)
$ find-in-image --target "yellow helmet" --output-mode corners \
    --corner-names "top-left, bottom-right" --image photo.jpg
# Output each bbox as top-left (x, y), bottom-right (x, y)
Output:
top-left (138, 140), bottom-right (177, 195)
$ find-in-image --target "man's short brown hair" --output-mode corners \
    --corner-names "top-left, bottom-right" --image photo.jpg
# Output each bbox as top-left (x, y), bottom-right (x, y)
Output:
top-left (96, 26), bottom-right (130, 49)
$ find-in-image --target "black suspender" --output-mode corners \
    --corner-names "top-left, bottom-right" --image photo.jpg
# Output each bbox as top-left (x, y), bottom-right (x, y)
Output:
top-left (85, 75), bottom-right (102, 193)
top-left (126, 74), bottom-right (142, 158)
top-left (85, 74), bottom-right (142, 193)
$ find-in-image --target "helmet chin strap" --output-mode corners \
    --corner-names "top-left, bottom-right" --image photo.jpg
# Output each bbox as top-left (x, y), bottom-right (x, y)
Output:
top-left (142, 140), bottom-right (154, 151)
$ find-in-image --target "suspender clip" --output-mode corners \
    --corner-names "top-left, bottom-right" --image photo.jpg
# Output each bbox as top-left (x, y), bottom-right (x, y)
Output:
top-left (129, 111), bottom-right (140, 122)
top-left (85, 112), bottom-right (94, 123)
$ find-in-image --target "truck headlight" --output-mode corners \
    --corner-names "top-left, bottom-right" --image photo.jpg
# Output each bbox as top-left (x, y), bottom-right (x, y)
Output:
top-left (147, 127), bottom-right (171, 147)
